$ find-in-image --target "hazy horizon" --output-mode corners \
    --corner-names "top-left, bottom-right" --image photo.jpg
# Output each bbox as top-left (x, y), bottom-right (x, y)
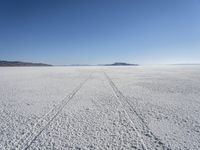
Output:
top-left (0, 0), bottom-right (200, 65)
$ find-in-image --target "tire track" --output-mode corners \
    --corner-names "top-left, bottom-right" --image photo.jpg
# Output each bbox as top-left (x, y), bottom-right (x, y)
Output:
top-left (104, 72), bottom-right (171, 150)
top-left (13, 74), bottom-right (92, 150)
top-left (91, 99), bottom-right (143, 149)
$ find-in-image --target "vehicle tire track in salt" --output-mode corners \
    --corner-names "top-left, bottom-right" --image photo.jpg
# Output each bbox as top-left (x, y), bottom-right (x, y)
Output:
top-left (13, 74), bottom-right (92, 150)
top-left (90, 99), bottom-right (143, 149)
top-left (104, 72), bottom-right (171, 150)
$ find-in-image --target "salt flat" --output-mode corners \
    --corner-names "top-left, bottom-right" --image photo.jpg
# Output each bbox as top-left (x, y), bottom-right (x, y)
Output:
top-left (0, 66), bottom-right (200, 149)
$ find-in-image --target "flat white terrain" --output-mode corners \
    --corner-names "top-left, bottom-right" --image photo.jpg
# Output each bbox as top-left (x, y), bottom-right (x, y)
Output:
top-left (0, 66), bottom-right (200, 149)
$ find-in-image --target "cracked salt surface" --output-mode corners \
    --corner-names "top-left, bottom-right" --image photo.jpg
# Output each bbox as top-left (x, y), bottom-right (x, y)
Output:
top-left (0, 66), bottom-right (200, 149)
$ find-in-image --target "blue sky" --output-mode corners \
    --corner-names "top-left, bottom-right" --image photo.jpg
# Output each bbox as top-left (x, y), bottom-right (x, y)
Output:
top-left (0, 0), bottom-right (200, 65)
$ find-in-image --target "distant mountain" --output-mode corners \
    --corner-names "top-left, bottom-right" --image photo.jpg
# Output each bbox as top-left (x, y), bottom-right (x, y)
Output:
top-left (103, 62), bottom-right (139, 66)
top-left (0, 60), bottom-right (52, 67)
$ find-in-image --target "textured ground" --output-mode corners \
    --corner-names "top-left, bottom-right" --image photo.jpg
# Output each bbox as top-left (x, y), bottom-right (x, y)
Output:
top-left (0, 66), bottom-right (200, 149)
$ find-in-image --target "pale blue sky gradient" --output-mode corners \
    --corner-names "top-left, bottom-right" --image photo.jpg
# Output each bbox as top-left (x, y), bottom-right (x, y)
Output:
top-left (0, 0), bottom-right (200, 65)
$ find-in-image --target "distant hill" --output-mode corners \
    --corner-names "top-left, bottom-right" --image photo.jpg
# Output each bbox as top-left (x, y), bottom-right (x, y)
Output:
top-left (0, 60), bottom-right (52, 67)
top-left (103, 62), bottom-right (139, 66)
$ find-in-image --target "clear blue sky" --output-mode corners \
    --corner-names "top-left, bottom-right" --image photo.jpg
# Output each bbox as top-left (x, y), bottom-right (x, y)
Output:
top-left (0, 0), bottom-right (200, 65)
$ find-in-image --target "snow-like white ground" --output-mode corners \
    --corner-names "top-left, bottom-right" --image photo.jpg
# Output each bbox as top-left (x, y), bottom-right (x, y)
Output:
top-left (0, 66), bottom-right (200, 149)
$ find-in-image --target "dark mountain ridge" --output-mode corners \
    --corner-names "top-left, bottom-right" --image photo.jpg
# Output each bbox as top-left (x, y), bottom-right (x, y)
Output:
top-left (103, 62), bottom-right (139, 66)
top-left (0, 60), bottom-right (52, 66)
